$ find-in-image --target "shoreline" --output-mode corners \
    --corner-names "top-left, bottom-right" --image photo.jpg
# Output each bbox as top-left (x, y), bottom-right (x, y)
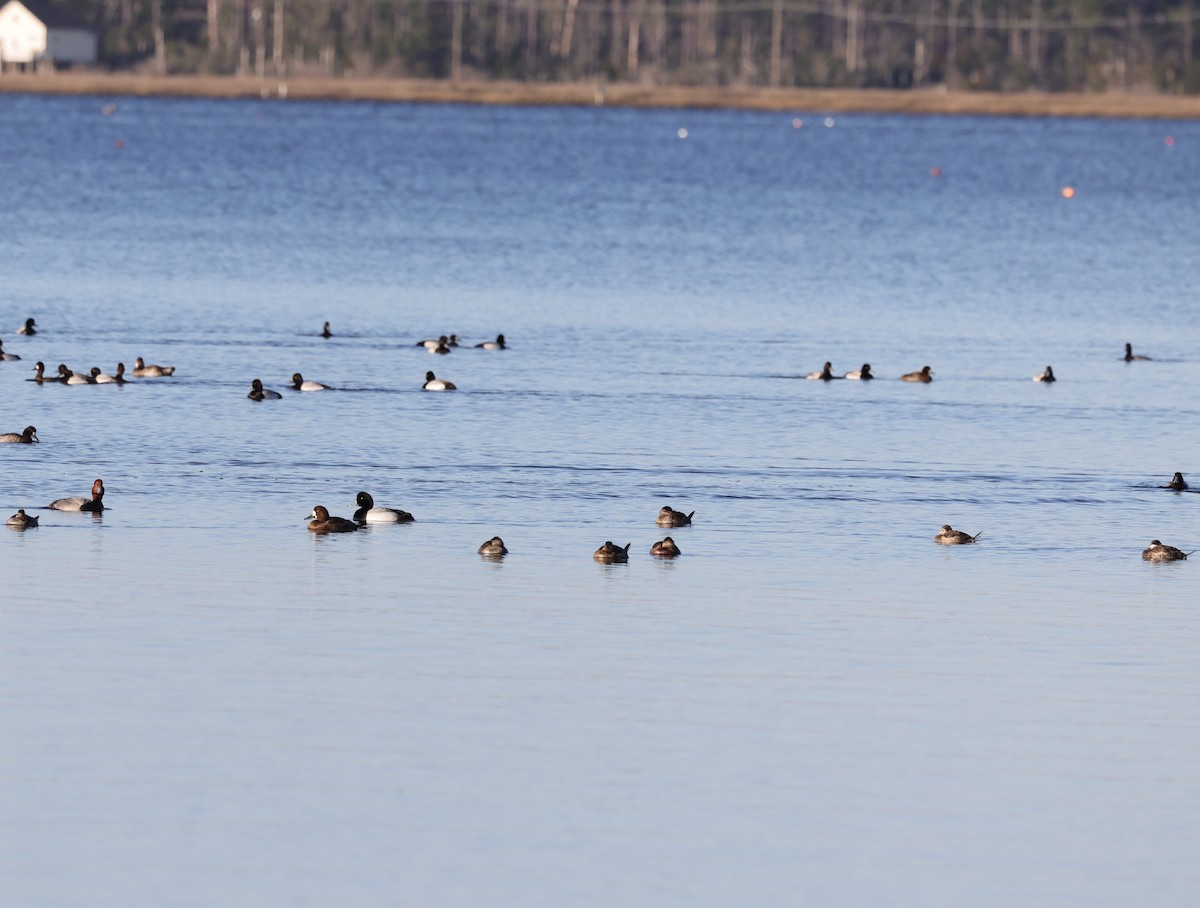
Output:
top-left (3, 71), bottom-right (1200, 119)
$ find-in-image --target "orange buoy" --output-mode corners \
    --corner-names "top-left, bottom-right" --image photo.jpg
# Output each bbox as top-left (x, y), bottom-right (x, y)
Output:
top-left (1061, 186), bottom-right (1075, 199)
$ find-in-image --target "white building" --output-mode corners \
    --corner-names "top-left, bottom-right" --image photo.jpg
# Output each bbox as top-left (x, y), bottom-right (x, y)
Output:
top-left (0, 1), bottom-right (96, 70)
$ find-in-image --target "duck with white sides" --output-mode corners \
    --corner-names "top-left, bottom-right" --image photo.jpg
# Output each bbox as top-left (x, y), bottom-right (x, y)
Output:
top-left (1034, 366), bottom-right (1056, 383)
top-left (291, 372), bottom-right (332, 391)
top-left (475, 334), bottom-right (506, 350)
top-left (423, 371), bottom-right (456, 391)
top-left (844, 364), bottom-right (873, 380)
top-left (805, 362), bottom-right (838, 381)
top-left (0, 340), bottom-right (22, 361)
top-left (353, 492), bottom-right (414, 524)
top-left (17, 318), bottom-right (36, 335)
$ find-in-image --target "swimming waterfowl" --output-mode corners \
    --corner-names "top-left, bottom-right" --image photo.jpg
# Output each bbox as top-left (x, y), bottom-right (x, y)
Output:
top-left (1165, 472), bottom-right (1189, 491)
top-left (291, 372), bottom-right (331, 391)
top-left (805, 362), bottom-right (838, 381)
top-left (133, 357), bottom-right (175, 377)
top-left (901, 365), bottom-right (934, 382)
top-left (1034, 366), bottom-right (1056, 383)
top-left (650, 537), bottom-right (681, 557)
top-left (95, 363), bottom-right (127, 384)
top-left (934, 524), bottom-right (980, 545)
top-left (447, 334), bottom-right (460, 347)
top-left (306, 505), bottom-right (360, 534)
top-left (17, 318), bottom-right (36, 336)
top-left (1124, 343), bottom-right (1150, 362)
top-left (594, 541), bottom-right (631, 563)
top-left (475, 334), bottom-right (506, 350)
top-left (844, 364), bottom-right (873, 380)
top-left (430, 341), bottom-right (451, 355)
top-left (88, 367), bottom-right (120, 384)
top-left (66, 369), bottom-right (94, 385)
top-left (29, 362), bottom-right (63, 383)
top-left (6, 509), bottom-right (38, 528)
top-left (478, 536), bottom-right (509, 556)
top-left (657, 506), bottom-right (694, 528)
top-left (56, 364), bottom-right (74, 381)
top-left (50, 479), bottom-right (105, 512)
top-left (353, 491), bottom-right (414, 524)
top-left (1142, 540), bottom-right (1192, 562)
top-left (321, 321), bottom-right (332, 338)
top-left (418, 335), bottom-right (449, 350)
top-left (248, 379), bottom-right (282, 400)
top-left (0, 425), bottom-right (39, 443)
top-left (423, 371), bottom-right (456, 391)
top-left (0, 340), bottom-right (21, 361)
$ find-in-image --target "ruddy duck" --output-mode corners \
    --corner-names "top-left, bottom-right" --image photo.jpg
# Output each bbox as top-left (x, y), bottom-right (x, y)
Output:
top-left (1142, 540), bottom-right (1192, 562)
top-left (353, 491), bottom-right (414, 524)
top-left (901, 366), bottom-right (934, 383)
top-left (657, 506), bottom-right (694, 528)
top-left (6, 509), bottom-right (38, 528)
top-left (0, 425), bottom-right (38, 443)
top-left (423, 371), bottom-right (457, 391)
top-left (594, 541), bottom-right (631, 563)
top-left (650, 537), bottom-right (681, 557)
top-left (934, 524), bottom-right (979, 545)
top-left (248, 379), bottom-right (282, 400)
top-left (50, 479), bottom-right (105, 512)
top-left (306, 505), bottom-right (360, 534)
top-left (478, 537), bottom-right (509, 556)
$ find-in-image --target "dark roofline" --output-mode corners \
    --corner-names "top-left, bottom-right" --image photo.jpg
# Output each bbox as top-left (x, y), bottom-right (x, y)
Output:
top-left (13, 1), bottom-right (92, 31)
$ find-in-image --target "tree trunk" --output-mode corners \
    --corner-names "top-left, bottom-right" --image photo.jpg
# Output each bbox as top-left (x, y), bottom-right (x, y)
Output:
top-left (769, 0), bottom-right (781, 85)
top-left (273, 0), bottom-right (283, 74)
top-left (451, 0), bottom-right (463, 79)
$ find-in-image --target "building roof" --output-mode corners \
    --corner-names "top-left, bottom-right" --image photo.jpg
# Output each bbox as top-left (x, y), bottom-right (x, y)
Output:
top-left (10, 1), bottom-right (92, 31)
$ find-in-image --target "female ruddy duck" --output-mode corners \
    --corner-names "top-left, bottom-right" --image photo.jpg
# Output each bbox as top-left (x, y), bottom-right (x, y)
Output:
top-left (17, 318), bottom-right (36, 336)
top-left (1124, 343), bottom-right (1150, 362)
top-left (50, 479), bottom-right (105, 512)
top-left (478, 536), bottom-right (509, 556)
top-left (1142, 540), bottom-right (1192, 562)
top-left (805, 362), bottom-right (837, 381)
top-left (901, 365), bottom-right (934, 383)
top-left (6, 509), bottom-right (38, 528)
top-left (291, 372), bottom-right (331, 391)
top-left (0, 340), bottom-right (21, 361)
top-left (133, 357), bottom-right (175, 377)
top-left (657, 506), bottom-right (694, 528)
top-left (934, 524), bottom-right (979, 545)
top-left (1165, 472), bottom-right (1189, 491)
top-left (1034, 366), bottom-right (1056, 383)
top-left (306, 505), bottom-right (360, 534)
top-left (475, 334), bottom-right (506, 350)
top-left (353, 491), bottom-right (414, 524)
top-left (248, 379), bottom-right (282, 400)
top-left (423, 371), bottom-right (456, 391)
top-left (844, 364), bottom-right (873, 380)
top-left (594, 541), bottom-right (631, 563)
top-left (0, 425), bottom-right (38, 443)
top-left (650, 537), bottom-right (681, 558)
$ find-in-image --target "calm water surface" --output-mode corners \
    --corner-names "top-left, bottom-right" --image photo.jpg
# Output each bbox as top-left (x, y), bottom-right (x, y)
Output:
top-left (1, 95), bottom-right (1198, 906)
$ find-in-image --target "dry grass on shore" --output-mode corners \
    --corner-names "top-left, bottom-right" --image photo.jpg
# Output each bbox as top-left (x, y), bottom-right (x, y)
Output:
top-left (3, 70), bottom-right (1200, 119)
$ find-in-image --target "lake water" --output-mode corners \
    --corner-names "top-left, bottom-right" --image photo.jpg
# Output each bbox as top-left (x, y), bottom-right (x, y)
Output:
top-left (1, 95), bottom-right (1198, 906)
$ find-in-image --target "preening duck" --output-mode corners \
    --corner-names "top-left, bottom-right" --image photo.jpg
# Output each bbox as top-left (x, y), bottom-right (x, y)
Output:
top-left (6, 509), bottom-right (38, 528)
top-left (657, 506), bottom-right (694, 528)
top-left (133, 357), bottom-right (175, 377)
top-left (594, 541), bottom-right (631, 563)
top-left (478, 537), bottom-right (509, 556)
top-left (650, 537), bottom-right (681, 557)
top-left (1142, 540), bottom-right (1192, 562)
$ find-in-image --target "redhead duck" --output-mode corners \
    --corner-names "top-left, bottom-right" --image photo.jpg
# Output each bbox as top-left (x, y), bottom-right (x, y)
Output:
top-left (478, 536), bottom-right (509, 556)
top-left (0, 425), bottom-right (39, 444)
top-left (95, 363), bottom-right (127, 384)
top-left (1124, 343), bottom-right (1150, 362)
top-left (901, 365), bottom-right (934, 382)
top-left (6, 508), bottom-right (38, 528)
top-left (1165, 472), bottom-right (1188, 491)
top-left (1142, 540), bottom-right (1191, 562)
top-left (321, 321), bottom-right (332, 338)
top-left (805, 362), bottom-right (838, 381)
top-left (248, 379), bottom-right (282, 400)
top-left (16, 318), bottom-right (36, 336)
top-left (50, 479), bottom-right (105, 512)
top-left (306, 505), bottom-right (359, 534)
top-left (418, 335), bottom-right (449, 350)
top-left (133, 357), bottom-right (175, 377)
top-left (594, 541), bottom-right (631, 563)
top-left (423, 371), bottom-right (456, 391)
top-left (0, 340), bottom-right (21, 361)
top-left (844, 364), bottom-right (873, 380)
top-left (475, 334), bottom-right (506, 350)
top-left (650, 537), bottom-right (681, 557)
top-left (1033, 366), bottom-right (1056, 383)
top-left (29, 362), bottom-right (63, 383)
top-left (934, 524), bottom-right (979, 545)
top-left (353, 492), bottom-right (414, 524)
top-left (657, 506), bottom-right (694, 528)
top-left (291, 372), bottom-right (331, 391)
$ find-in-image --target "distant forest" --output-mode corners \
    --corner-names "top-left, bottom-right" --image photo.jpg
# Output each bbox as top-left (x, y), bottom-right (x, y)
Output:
top-left (64, 0), bottom-right (1200, 92)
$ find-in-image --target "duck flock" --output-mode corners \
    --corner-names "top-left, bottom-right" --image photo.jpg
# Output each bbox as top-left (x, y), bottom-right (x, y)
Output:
top-left (1, 319), bottom-right (1190, 563)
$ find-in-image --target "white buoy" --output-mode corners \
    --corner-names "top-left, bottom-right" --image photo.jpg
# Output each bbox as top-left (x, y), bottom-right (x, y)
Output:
top-left (677, 128), bottom-right (688, 139)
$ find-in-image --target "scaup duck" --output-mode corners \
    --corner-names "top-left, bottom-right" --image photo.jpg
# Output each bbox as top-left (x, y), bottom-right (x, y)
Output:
top-left (594, 541), bottom-right (631, 563)
top-left (248, 379), bottom-right (282, 400)
top-left (1124, 343), bottom-right (1150, 362)
top-left (17, 318), bottom-right (36, 336)
top-left (50, 479), bottom-right (104, 512)
top-left (657, 506), bottom-right (694, 528)
top-left (0, 425), bottom-right (39, 444)
top-left (0, 340), bottom-right (21, 361)
top-left (133, 357), bottom-right (175, 377)
top-left (95, 363), bottom-right (127, 384)
top-left (6, 509), bottom-right (38, 528)
top-left (29, 362), bottom-right (62, 383)
top-left (306, 505), bottom-right (360, 534)
top-left (353, 492), bottom-right (414, 524)
top-left (475, 334), bottom-right (506, 350)
top-left (291, 372), bottom-right (331, 391)
top-left (478, 536), bottom-right (509, 556)
top-left (1034, 366), bottom-right (1056, 383)
top-left (1142, 540), bottom-right (1192, 562)
top-left (418, 335), bottom-right (449, 350)
top-left (66, 369), bottom-right (94, 385)
top-left (901, 365), bottom-right (934, 382)
top-left (934, 524), bottom-right (979, 545)
top-left (423, 371), bottom-right (456, 391)
top-left (805, 361), bottom-right (837, 381)
top-left (1165, 472), bottom-right (1188, 491)
top-left (321, 321), bottom-right (332, 338)
top-left (650, 537), bottom-right (681, 558)
top-left (844, 364), bottom-right (873, 380)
